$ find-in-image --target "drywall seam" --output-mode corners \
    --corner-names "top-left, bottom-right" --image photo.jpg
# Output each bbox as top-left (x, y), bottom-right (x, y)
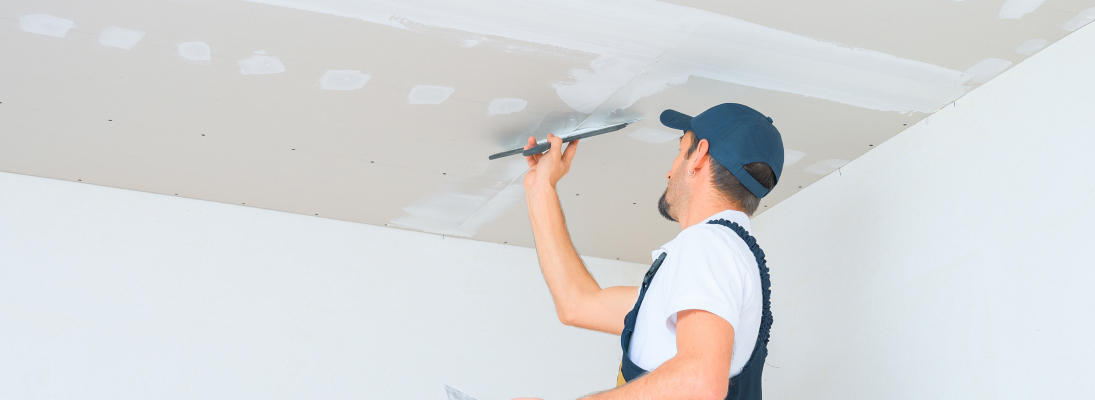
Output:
top-left (244, 0), bottom-right (977, 114)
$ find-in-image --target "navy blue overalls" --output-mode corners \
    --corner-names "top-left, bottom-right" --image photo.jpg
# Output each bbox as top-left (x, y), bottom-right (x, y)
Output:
top-left (617, 219), bottom-right (773, 400)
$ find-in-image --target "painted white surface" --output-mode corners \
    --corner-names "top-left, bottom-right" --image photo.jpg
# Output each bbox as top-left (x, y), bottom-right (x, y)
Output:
top-left (18, 14), bottom-right (75, 38)
top-left (0, 171), bottom-right (646, 400)
top-left (319, 70), bottom-right (371, 90)
top-left (244, 0), bottom-right (977, 113)
top-left (99, 27), bottom-right (146, 50)
top-left (753, 22), bottom-right (1095, 399)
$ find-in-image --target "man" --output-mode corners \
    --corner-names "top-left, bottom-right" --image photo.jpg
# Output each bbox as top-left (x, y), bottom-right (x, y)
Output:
top-left (519, 103), bottom-right (783, 400)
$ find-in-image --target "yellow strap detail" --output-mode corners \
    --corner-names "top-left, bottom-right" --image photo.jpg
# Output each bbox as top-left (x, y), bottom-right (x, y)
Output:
top-left (616, 362), bottom-right (627, 387)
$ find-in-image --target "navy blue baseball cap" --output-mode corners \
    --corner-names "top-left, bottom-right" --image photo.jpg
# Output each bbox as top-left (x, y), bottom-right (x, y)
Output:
top-left (660, 103), bottom-right (784, 198)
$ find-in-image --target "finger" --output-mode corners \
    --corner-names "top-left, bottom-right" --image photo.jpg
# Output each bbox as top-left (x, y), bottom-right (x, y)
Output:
top-left (524, 136), bottom-right (538, 168)
top-left (547, 134), bottom-right (564, 158)
top-left (562, 139), bottom-right (579, 164)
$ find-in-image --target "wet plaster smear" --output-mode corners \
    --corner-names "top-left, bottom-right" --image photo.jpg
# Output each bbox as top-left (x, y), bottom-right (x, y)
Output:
top-left (245, 0), bottom-right (984, 237)
top-left (247, 0), bottom-right (979, 114)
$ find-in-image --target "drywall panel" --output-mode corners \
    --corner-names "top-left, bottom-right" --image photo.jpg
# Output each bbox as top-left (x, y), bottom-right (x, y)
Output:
top-left (751, 22), bottom-right (1095, 399)
top-left (2, 0), bottom-right (1093, 262)
top-left (0, 171), bottom-right (647, 400)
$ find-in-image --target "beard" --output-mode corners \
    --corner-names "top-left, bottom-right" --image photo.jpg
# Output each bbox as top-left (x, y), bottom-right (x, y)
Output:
top-left (658, 190), bottom-right (676, 222)
top-left (659, 163), bottom-right (691, 223)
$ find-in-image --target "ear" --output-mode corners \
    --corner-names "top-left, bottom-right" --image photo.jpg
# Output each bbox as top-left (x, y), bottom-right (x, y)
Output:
top-left (689, 138), bottom-right (710, 174)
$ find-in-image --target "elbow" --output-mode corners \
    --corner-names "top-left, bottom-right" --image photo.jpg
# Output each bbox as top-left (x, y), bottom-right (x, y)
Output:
top-left (696, 378), bottom-right (729, 400)
top-left (685, 372), bottom-right (728, 400)
top-left (700, 387), bottom-right (727, 400)
top-left (556, 309), bottom-right (579, 327)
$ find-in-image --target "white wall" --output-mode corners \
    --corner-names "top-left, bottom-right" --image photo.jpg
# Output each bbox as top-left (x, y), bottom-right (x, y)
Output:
top-left (753, 23), bottom-right (1095, 399)
top-left (0, 171), bottom-right (646, 400)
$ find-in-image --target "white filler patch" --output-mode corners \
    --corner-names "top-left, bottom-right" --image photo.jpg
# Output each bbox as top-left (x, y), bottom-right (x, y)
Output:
top-left (19, 14), bottom-right (75, 38)
top-left (1063, 7), bottom-right (1095, 31)
top-left (99, 27), bottom-right (145, 50)
top-left (965, 58), bottom-right (1013, 84)
top-left (178, 42), bottom-right (212, 62)
top-left (238, 54), bottom-right (286, 75)
top-left (1015, 39), bottom-right (1047, 56)
top-left (408, 85), bottom-right (455, 105)
top-left (319, 70), bottom-right (371, 90)
top-left (628, 127), bottom-right (680, 143)
top-left (804, 159), bottom-right (849, 175)
top-left (784, 149), bottom-right (807, 166)
top-left (487, 98), bottom-right (527, 116)
top-left (999, 0), bottom-right (1045, 19)
top-left (246, 0), bottom-right (982, 114)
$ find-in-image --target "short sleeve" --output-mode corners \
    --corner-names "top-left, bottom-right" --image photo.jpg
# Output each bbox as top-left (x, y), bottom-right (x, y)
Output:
top-left (662, 226), bottom-right (749, 333)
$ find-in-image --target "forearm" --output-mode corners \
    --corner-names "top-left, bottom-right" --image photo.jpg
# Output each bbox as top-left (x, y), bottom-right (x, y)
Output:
top-left (526, 183), bottom-right (601, 322)
top-left (581, 355), bottom-right (723, 400)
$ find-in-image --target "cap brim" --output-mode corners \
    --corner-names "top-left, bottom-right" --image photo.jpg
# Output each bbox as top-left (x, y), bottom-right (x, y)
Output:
top-left (660, 109), bottom-right (693, 131)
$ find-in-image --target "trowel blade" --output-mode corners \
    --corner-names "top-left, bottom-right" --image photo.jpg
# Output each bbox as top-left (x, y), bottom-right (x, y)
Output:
top-left (445, 384), bottom-right (478, 400)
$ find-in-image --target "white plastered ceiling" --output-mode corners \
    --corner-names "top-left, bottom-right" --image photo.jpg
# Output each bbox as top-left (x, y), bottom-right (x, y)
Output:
top-left (2, 0), bottom-right (1092, 262)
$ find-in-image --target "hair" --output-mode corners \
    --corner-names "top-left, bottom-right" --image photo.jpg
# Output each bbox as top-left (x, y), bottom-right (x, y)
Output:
top-left (684, 132), bottom-right (777, 216)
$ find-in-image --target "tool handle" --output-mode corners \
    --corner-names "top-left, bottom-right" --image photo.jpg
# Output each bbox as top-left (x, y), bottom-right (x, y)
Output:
top-left (519, 123), bottom-right (628, 157)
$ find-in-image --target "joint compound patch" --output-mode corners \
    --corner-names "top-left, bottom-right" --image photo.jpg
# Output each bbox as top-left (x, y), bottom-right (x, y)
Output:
top-left (784, 150), bottom-right (807, 167)
top-left (965, 58), bottom-right (1013, 84)
top-left (804, 159), bottom-right (849, 175)
top-left (390, 157), bottom-right (527, 237)
top-left (19, 14), bottom-right (75, 38)
top-left (1063, 7), bottom-right (1095, 32)
top-left (487, 98), bottom-right (528, 116)
top-left (320, 70), bottom-right (371, 90)
top-left (243, 0), bottom-right (985, 114)
top-left (628, 127), bottom-right (681, 144)
top-left (178, 42), bottom-right (212, 62)
top-left (238, 54), bottom-right (286, 75)
top-left (408, 85), bottom-right (455, 105)
top-left (999, 0), bottom-right (1045, 19)
top-left (1015, 39), bottom-right (1048, 56)
top-left (99, 27), bottom-right (145, 50)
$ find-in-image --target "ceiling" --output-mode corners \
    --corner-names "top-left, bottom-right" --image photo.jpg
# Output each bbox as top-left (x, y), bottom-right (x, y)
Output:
top-left (2, 0), bottom-right (1092, 263)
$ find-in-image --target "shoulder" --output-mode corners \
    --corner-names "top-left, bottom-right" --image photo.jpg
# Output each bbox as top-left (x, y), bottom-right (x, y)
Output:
top-left (661, 223), bottom-right (754, 271)
top-left (672, 222), bottom-right (747, 251)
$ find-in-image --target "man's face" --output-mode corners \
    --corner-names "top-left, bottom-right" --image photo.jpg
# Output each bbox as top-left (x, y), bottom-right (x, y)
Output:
top-left (658, 132), bottom-right (694, 222)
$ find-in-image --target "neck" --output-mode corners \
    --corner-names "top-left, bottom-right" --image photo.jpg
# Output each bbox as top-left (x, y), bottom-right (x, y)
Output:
top-left (677, 186), bottom-right (740, 230)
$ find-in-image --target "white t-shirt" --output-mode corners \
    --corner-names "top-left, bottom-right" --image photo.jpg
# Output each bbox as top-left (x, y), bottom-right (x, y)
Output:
top-left (628, 210), bottom-right (762, 378)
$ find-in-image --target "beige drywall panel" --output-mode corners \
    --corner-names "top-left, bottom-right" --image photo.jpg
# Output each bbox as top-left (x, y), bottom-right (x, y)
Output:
top-left (2, 0), bottom-right (1092, 262)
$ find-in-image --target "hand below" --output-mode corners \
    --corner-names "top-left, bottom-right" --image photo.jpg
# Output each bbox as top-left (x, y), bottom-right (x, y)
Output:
top-left (523, 134), bottom-right (578, 192)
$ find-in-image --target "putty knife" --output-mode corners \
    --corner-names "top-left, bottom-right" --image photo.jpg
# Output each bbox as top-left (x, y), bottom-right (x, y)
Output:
top-left (488, 122), bottom-right (630, 160)
top-left (445, 384), bottom-right (478, 400)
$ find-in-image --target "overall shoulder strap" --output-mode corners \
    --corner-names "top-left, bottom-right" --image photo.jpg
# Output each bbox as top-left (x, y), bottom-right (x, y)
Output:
top-left (705, 219), bottom-right (772, 348)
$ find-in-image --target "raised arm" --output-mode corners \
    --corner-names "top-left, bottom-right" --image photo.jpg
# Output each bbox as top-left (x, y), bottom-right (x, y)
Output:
top-left (523, 134), bottom-right (639, 335)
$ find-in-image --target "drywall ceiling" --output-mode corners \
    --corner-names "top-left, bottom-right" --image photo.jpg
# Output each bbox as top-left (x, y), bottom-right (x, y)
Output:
top-left (2, 0), bottom-right (1092, 263)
